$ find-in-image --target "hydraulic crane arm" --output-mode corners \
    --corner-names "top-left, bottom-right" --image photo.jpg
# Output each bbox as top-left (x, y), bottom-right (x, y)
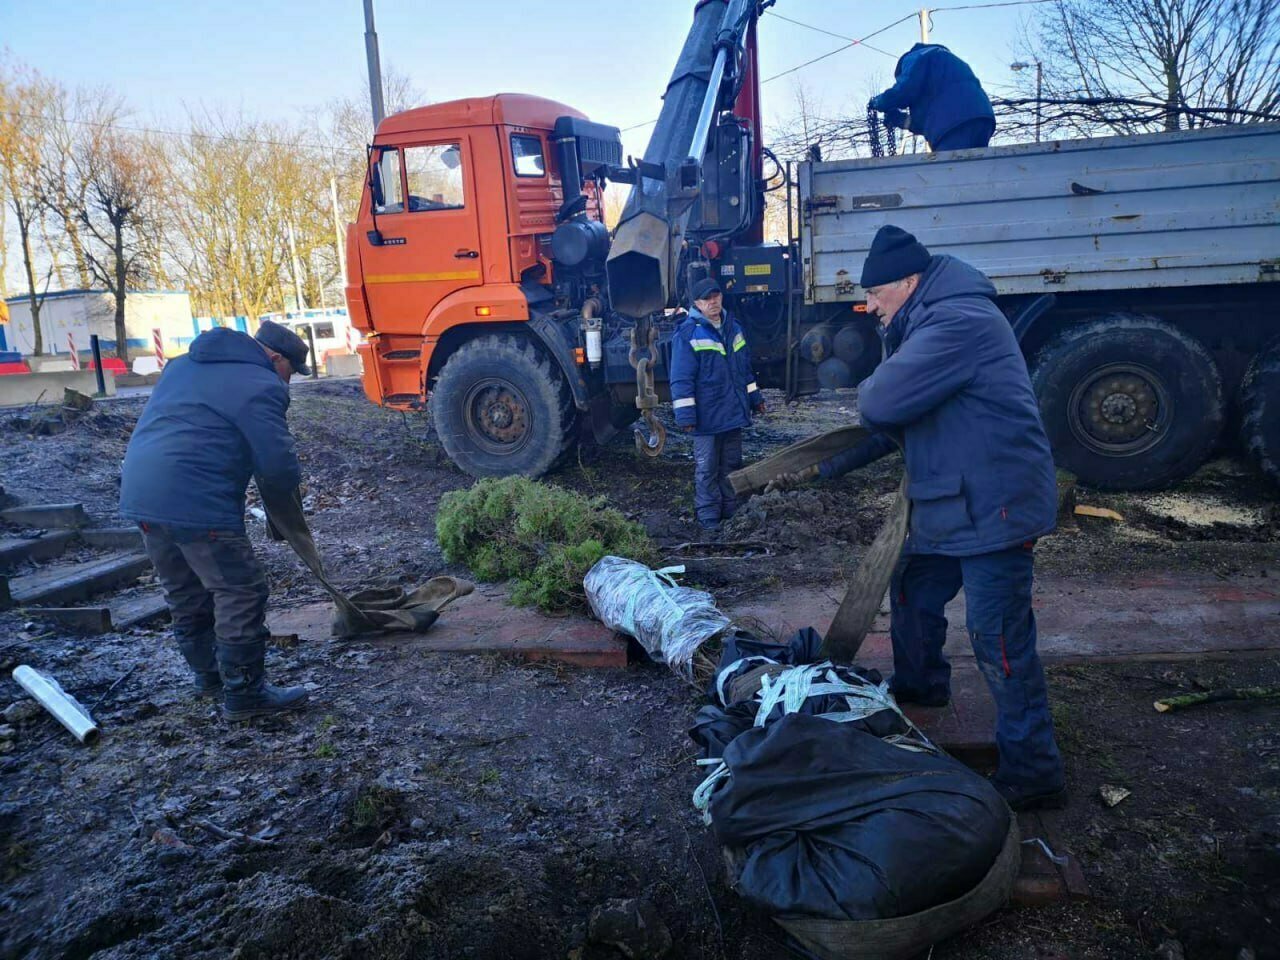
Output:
top-left (606, 0), bottom-right (768, 317)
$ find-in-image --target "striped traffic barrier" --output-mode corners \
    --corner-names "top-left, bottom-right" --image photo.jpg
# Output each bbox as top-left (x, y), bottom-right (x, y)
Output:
top-left (152, 328), bottom-right (166, 368)
top-left (67, 333), bottom-right (80, 370)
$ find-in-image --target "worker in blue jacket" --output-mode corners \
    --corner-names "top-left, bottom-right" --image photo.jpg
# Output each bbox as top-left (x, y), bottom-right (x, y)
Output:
top-left (869, 43), bottom-right (995, 151)
top-left (670, 277), bottom-right (765, 532)
top-left (120, 321), bottom-right (312, 722)
top-left (777, 226), bottom-right (1064, 811)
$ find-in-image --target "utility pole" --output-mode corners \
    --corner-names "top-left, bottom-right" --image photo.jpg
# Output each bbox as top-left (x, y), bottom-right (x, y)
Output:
top-left (286, 222), bottom-right (307, 312)
top-left (1011, 61), bottom-right (1044, 143)
top-left (363, 0), bottom-right (386, 130)
top-left (330, 175), bottom-right (348, 283)
top-left (918, 7), bottom-right (930, 43)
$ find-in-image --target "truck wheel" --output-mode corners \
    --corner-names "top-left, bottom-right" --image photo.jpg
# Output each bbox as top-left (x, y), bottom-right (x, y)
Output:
top-left (1030, 314), bottom-right (1224, 491)
top-left (432, 335), bottom-right (575, 478)
top-left (1240, 338), bottom-right (1280, 487)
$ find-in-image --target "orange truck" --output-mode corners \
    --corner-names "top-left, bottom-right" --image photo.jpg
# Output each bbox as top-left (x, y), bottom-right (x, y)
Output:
top-left (343, 0), bottom-right (881, 478)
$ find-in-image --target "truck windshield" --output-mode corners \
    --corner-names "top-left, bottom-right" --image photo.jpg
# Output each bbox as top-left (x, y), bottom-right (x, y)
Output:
top-left (405, 143), bottom-right (465, 211)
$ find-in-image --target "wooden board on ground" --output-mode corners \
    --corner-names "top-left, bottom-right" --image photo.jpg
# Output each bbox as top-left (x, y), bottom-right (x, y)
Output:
top-left (269, 589), bottom-right (627, 668)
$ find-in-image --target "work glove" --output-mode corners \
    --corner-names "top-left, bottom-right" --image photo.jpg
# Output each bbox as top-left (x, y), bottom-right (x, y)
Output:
top-left (754, 401), bottom-right (767, 416)
top-left (764, 464), bottom-right (819, 494)
top-left (681, 424), bottom-right (695, 433)
top-left (867, 95), bottom-right (883, 112)
top-left (883, 108), bottom-right (908, 130)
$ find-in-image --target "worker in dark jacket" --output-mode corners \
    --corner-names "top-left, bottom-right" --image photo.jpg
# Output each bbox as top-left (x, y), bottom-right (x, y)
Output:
top-left (783, 226), bottom-right (1063, 810)
top-left (120, 321), bottom-right (312, 722)
top-left (869, 43), bottom-right (995, 151)
top-left (670, 278), bottom-right (765, 532)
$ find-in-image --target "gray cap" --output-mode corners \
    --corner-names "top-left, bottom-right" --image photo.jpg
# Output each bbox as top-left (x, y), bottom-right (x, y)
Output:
top-left (255, 319), bottom-right (311, 375)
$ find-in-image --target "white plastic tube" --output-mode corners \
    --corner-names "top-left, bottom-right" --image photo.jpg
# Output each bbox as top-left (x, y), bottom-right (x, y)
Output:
top-left (12, 665), bottom-right (101, 744)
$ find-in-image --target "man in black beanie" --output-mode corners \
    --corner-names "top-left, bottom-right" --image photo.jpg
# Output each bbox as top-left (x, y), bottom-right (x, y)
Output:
top-left (798, 225), bottom-right (1064, 810)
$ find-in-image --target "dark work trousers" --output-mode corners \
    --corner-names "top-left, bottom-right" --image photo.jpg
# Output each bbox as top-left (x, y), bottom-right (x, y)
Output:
top-left (932, 117), bottom-right (995, 151)
top-left (139, 523), bottom-right (270, 678)
top-left (692, 429), bottom-right (743, 525)
top-left (889, 542), bottom-right (1064, 790)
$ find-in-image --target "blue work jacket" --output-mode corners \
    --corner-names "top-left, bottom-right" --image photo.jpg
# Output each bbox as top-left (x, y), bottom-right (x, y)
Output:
top-left (871, 43), bottom-right (995, 148)
top-left (669, 308), bottom-right (762, 436)
top-left (120, 327), bottom-right (301, 531)
top-left (856, 256), bottom-right (1058, 556)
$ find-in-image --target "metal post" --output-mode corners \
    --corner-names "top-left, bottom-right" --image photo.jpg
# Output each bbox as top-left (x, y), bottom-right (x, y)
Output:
top-left (304, 325), bottom-right (319, 379)
top-left (286, 221), bottom-right (307, 311)
top-left (363, 0), bottom-right (386, 129)
top-left (688, 47), bottom-right (730, 162)
top-left (330, 175), bottom-right (348, 283)
top-left (919, 7), bottom-right (930, 43)
top-left (89, 334), bottom-right (106, 396)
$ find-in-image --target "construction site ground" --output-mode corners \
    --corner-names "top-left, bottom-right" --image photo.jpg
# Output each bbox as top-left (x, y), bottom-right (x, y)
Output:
top-left (2, 381), bottom-right (1278, 960)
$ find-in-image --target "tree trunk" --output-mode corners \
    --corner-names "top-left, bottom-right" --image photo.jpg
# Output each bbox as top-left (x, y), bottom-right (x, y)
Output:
top-left (64, 214), bottom-right (92, 289)
top-left (17, 209), bottom-right (44, 356)
top-left (114, 224), bottom-right (130, 364)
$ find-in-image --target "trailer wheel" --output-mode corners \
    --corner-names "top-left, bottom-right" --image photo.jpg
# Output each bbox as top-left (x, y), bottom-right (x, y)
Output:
top-left (432, 335), bottom-right (575, 478)
top-left (1240, 338), bottom-right (1280, 487)
top-left (1030, 314), bottom-right (1224, 490)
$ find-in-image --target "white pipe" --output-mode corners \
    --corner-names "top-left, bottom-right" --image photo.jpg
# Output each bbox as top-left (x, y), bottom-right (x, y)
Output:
top-left (12, 665), bottom-right (100, 744)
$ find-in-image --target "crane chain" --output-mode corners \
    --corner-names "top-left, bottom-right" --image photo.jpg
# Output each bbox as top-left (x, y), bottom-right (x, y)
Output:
top-left (628, 320), bottom-right (666, 458)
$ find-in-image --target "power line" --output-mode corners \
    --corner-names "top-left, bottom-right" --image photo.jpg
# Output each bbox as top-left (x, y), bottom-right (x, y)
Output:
top-left (762, 11), bottom-right (898, 58)
top-left (929, 0), bottom-right (1055, 11)
top-left (621, 11), bottom-right (919, 133)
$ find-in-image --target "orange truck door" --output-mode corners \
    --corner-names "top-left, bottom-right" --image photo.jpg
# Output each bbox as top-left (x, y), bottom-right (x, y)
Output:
top-left (359, 135), bottom-right (484, 334)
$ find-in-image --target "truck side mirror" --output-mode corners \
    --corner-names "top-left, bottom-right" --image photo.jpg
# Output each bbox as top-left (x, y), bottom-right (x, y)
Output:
top-left (367, 229), bottom-right (384, 246)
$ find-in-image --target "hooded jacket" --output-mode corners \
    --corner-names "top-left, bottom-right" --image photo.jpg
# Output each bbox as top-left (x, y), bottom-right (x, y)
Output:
top-left (856, 255), bottom-right (1057, 556)
top-left (871, 43), bottom-right (995, 148)
top-left (669, 307), bottom-right (762, 436)
top-left (119, 327), bottom-right (302, 531)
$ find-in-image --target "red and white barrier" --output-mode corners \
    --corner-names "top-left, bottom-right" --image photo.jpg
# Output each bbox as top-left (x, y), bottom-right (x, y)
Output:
top-left (67, 333), bottom-right (80, 370)
top-left (152, 328), bottom-right (166, 368)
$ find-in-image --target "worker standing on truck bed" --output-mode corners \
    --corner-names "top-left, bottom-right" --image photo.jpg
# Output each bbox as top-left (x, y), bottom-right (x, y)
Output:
top-left (778, 226), bottom-right (1065, 811)
top-left (869, 43), bottom-right (995, 151)
top-left (119, 320), bottom-right (312, 722)
top-left (671, 278), bottom-right (766, 533)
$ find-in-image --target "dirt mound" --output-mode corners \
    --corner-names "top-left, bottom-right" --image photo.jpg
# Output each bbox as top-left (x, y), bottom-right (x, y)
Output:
top-left (726, 488), bottom-right (883, 548)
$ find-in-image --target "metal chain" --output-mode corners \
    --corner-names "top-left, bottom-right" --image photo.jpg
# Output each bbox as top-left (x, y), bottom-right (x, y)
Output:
top-left (867, 108), bottom-right (897, 158)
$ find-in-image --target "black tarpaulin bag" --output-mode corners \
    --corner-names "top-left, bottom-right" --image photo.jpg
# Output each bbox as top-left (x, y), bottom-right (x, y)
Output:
top-left (709, 713), bottom-right (1014, 956)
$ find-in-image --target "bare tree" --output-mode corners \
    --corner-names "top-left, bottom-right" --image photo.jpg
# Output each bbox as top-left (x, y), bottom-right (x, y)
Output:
top-left (1026, 0), bottom-right (1280, 134)
top-left (75, 130), bottom-right (160, 362)
top-left (0, 59), bottom-right (56, 354)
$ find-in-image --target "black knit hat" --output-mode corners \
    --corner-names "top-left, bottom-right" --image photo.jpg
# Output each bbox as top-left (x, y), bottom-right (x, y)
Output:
top-left (690, 277), bottom-right (722, 302)
top-left (860, 225), bottom-right (931, 289)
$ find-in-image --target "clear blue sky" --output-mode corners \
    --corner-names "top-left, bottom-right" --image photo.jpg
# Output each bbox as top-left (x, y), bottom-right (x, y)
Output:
top-left (3, 0), bottom-right (1043, 159)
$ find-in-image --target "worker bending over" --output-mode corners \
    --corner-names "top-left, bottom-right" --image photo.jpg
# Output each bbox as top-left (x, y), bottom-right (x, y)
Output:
top-left (670, 277), bottom-right (766, 533)
top-left (120, 320), bottom-right (312, 722)
top-left (786, 226), bottom-right (1064, 811)
top-left (870, 43), bottom-right (996, 151)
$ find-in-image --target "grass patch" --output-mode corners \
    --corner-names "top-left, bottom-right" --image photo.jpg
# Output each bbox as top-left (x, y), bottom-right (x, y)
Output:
top-left (313, 742), bottom-right (337, 760)
top-left (436, 476), bottom-right (656, 612)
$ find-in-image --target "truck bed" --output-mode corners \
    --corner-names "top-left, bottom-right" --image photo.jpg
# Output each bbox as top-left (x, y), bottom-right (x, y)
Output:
top-left (799, 122), bottom-right (1280, 301)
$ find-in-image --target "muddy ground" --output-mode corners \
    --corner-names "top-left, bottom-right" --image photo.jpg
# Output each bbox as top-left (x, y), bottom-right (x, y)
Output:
top-left (1, 383), bottom-right (1278, 960)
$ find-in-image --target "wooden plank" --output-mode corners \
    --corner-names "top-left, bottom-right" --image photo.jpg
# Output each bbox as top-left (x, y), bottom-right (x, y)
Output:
top-left (0, 503), bottom-right (88, 529)
top-left (9, 553), bottom-right (152, 607)
top-left (29, 606), bottom-right (113, 633)
top-left (81, 527), bottom-right (144, 551)
top-left (0, 530), bottom-right (77, 572)
top-left (112, 592), bottom-right (170, 631)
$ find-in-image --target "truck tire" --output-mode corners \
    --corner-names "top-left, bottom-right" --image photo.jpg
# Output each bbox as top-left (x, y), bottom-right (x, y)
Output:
top-left (1240, 338), bottom-right (1280, 487)
top-left (1030, 314), bottom-right (1224, 491)
top-left (431, 335), bottom-right (575, 478)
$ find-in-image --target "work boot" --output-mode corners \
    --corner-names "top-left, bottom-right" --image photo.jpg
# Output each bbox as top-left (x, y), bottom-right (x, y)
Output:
top-left (218, 639), bottom-right (308, 722)
top-left (992, 777), bottom-right (1068, 812)
top-left (193, 671), bottom-right (223, 697)
top-left (177, 630), bottom-right (223, 697)
top-left (888, 677), bottom-right (951, 708)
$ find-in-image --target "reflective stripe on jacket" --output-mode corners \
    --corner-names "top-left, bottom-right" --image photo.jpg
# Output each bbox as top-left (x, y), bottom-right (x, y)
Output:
top-left (669, 308), bottom-right (761, 436)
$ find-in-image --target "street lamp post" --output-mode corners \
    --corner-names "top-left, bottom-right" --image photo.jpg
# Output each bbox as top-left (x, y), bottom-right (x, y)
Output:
top-left (1011, 60), bottom-right (1043, 143)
